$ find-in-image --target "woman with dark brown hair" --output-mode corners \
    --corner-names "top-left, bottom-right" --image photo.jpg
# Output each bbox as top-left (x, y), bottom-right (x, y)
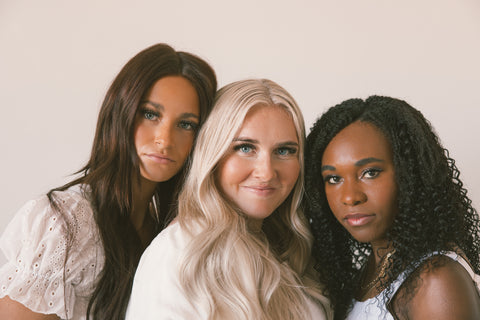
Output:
top-left (0, 43), bottom-right (217, 320)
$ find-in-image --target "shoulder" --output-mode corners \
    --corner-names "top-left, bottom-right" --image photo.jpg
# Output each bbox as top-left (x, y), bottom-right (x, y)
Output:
top-left (135, 222), bottom-right (189, 277)
top-left (127, 222), bottom-right (205, 319)
top-left (393, 254), bottom-right (480, 319)
top-left (0, 185), bottom-right (101, 318)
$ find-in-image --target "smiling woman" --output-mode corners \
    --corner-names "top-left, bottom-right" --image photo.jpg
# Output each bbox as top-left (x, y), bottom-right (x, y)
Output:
top-left (305, 96), bottom-right (480, 320)
top-left (0, 43), bottom-right (217, 320)
top-left (126, 79), bottom-right (332, 320)
top-left (215, 104), bottom-right (301, 230)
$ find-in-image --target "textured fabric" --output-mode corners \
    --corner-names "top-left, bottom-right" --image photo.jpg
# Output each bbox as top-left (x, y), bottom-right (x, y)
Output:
top-left (346, 251), bottom-right (480, 320)
top-left (0, 185), bottom-right (104, 320)
top-left (127, 222), bottom-right (329, 319)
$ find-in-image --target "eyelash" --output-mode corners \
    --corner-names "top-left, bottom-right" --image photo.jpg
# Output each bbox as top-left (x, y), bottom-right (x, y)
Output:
top-left (178, 120), bottom-right (198, 131)
top-left (233, 144), bottom-right (298, 157)
top-left (324, 175), bottom-right (341, 185)
top-left (276, 147), bottom-right (297, 156)
top-left (140, 108), bottom-right (198, 131)
top-left (141, 108), bottom-right (159, 120)
top-left (361, 167), bottom-right (383, 179)
top-left (323, 168), bottom-right (383, 185)
top-left (234, 143), bottom-right (255, 153)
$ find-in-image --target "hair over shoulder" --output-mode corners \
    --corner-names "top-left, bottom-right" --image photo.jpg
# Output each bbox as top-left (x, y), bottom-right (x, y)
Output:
top-left (177, 79), bottom-right (329, 320)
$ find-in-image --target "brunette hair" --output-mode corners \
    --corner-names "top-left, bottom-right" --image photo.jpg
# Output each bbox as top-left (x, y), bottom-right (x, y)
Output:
top-left (48, 43), bottom-right (217, 319)
top-left (304, 96), bottom-right (480, 319)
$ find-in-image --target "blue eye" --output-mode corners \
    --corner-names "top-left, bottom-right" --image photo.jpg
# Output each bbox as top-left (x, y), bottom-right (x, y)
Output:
top-left (141, 108), bottom-right (159, 121)
top-left (178, 121), bottom-right (198, 131)
top-left (276, 147), bottom-right (297, 156)
top-left (234, 144), bottom-right (254, 154)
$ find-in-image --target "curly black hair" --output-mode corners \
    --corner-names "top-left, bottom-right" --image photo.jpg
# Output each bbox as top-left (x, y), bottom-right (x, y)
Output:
top-left (304, 96), bottom-right (480, 319)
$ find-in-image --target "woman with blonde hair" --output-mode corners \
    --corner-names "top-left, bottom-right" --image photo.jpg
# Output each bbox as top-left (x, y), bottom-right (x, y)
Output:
top-left (127, 79), bottom-right (331, 319)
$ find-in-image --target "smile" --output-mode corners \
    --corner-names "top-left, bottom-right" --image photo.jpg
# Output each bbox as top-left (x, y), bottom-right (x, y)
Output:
top-left (243, 186), bottom-right (276, 196)
top-left (343, 213), bottom-right (375, 227)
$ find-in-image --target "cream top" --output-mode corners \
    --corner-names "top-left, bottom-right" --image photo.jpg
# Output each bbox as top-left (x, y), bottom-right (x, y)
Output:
top-left (127, 222), bottom-right (330, 319)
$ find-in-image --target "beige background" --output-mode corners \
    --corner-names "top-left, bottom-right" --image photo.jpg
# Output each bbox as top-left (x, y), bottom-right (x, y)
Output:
top-left (1, 0), bottom-right (479, 266)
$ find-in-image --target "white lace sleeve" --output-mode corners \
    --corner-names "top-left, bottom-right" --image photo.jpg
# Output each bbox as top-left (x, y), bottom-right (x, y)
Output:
top-left (0, 188), bottom-right (102, 319)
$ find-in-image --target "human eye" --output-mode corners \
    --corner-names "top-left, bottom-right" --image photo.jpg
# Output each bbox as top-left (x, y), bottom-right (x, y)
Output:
top-left (323, 175), bottom-right (342, 185)
top-left (178, 120), bottom-right (198, 131)
top-left (140, 108), bottom-right (159, 121)
top-left (276, 147), bottom-right (298, 157)
top-left (234, 143), bottom-right (255, 154)
top-left (361, 168), bottom-right (383, 179)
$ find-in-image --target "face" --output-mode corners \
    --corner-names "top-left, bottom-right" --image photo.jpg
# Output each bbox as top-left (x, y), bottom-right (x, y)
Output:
top-left (216, 105), bottom-right (300, 229)
top-left (134, 76), bottom-right (200, 183)
top-left (321, 121), bottom-right (398, 246)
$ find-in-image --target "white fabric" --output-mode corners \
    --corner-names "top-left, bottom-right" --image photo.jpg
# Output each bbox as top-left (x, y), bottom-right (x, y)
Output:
top-left (346, 251), bottom-right (480, 320)
top-left (0, 185), bottom-right (103, 320)
top-left (127, 222), bottom-right (328, 320)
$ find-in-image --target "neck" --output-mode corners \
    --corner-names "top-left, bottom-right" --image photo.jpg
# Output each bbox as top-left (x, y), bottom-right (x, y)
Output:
top-left (370, 239), bottom-right (394, 266)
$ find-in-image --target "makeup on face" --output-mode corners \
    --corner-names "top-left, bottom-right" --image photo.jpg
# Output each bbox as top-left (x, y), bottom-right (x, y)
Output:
top-left (321, 121), bottom-right (398, 247)
top-left (134, 76), bottom-right (200, 183)
top-left (216, 105), bottom-right (300, 230)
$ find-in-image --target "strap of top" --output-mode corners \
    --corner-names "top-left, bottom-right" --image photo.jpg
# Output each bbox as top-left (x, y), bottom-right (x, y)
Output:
top-left (389, 251), bottom-right (480, 299)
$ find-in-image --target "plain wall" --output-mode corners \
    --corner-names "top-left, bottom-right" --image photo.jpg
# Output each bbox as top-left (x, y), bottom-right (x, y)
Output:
top-left (1, 0), bottom-right (479, 266)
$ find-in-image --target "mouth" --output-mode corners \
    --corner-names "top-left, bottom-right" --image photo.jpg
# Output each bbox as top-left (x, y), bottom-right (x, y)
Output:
top-left (243, 185), bottom-right (276, 196)
top-left (144, 153), bottom-right (175, 164)
top-left (343, 213), bottom-right (375, 227)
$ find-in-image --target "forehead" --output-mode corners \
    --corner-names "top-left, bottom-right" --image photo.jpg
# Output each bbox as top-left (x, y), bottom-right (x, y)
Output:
top-left (322, 121), bottom-right (392, 164)
top-left (145, 76), bottom-right (199, 113)
top-left (238, 104), bottom-right (298, 140)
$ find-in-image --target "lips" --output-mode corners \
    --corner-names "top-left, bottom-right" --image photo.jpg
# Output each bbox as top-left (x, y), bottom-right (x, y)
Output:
top-left (243, 185), bottom-right (276, 196)
top-left (144, 153), bottom-right (174, 164)
top-left (343, 213), bottom-right (375, 227)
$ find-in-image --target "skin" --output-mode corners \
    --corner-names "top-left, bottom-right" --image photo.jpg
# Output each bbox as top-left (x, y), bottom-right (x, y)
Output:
top-left (392, 255), bottom-right (480, 320)
top-left (131, 76), bottom-right (200, 237)
top-left (0, 76), bottom-right (201, 319)
top-left (321, 121), bottom-right (398, 255)
top-left (322, 121), bottom-right (480, 318)
top-left (216, 104), bottom-right (300, 231)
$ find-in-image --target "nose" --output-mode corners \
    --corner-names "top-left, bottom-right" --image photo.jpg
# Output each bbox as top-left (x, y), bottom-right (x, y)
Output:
top-left (253, 153), bottom-right (276, 181)
top-left (154, 122), bottom-right (174, 149)
top-left (341, 179), bottom-right (367, 206)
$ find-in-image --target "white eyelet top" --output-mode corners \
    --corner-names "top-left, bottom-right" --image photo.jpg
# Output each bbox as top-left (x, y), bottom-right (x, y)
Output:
top-left (0, 185), bottom-right (104, 320)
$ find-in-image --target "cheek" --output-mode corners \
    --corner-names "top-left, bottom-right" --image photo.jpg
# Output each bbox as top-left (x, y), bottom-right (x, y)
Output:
top-left (217, 157), bottom-right (249, 189)
top-left (134, 124), bottom-right (148, 151)
top-left (282, 161), bottom-right (300, 186)
top-left (176, 133), bottom-right (195, 157)
top-left (325, 187), bottom-right (343, 220)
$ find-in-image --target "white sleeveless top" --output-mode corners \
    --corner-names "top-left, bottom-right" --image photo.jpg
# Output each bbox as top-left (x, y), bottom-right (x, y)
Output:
top-left (346, 251), bottom-right (480, 320)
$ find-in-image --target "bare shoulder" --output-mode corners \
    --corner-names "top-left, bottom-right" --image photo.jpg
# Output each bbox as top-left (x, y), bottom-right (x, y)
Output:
top-left (392, 255), bottom-right (480, 320)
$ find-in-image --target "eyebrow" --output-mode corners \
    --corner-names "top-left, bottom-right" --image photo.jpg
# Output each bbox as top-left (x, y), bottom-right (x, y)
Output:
top-left (142, 100), bottom-right (200, 120)
top-left (321, 157), bottom-right (384, 172)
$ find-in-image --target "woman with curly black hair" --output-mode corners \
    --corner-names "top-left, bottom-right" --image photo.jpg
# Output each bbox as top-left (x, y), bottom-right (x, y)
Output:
top-left (304, 96), bottom-right (480, 319)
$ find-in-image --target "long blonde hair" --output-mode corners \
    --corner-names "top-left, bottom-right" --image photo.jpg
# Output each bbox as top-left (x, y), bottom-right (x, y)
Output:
top-left (177, 79), bottom-right (328, 319)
